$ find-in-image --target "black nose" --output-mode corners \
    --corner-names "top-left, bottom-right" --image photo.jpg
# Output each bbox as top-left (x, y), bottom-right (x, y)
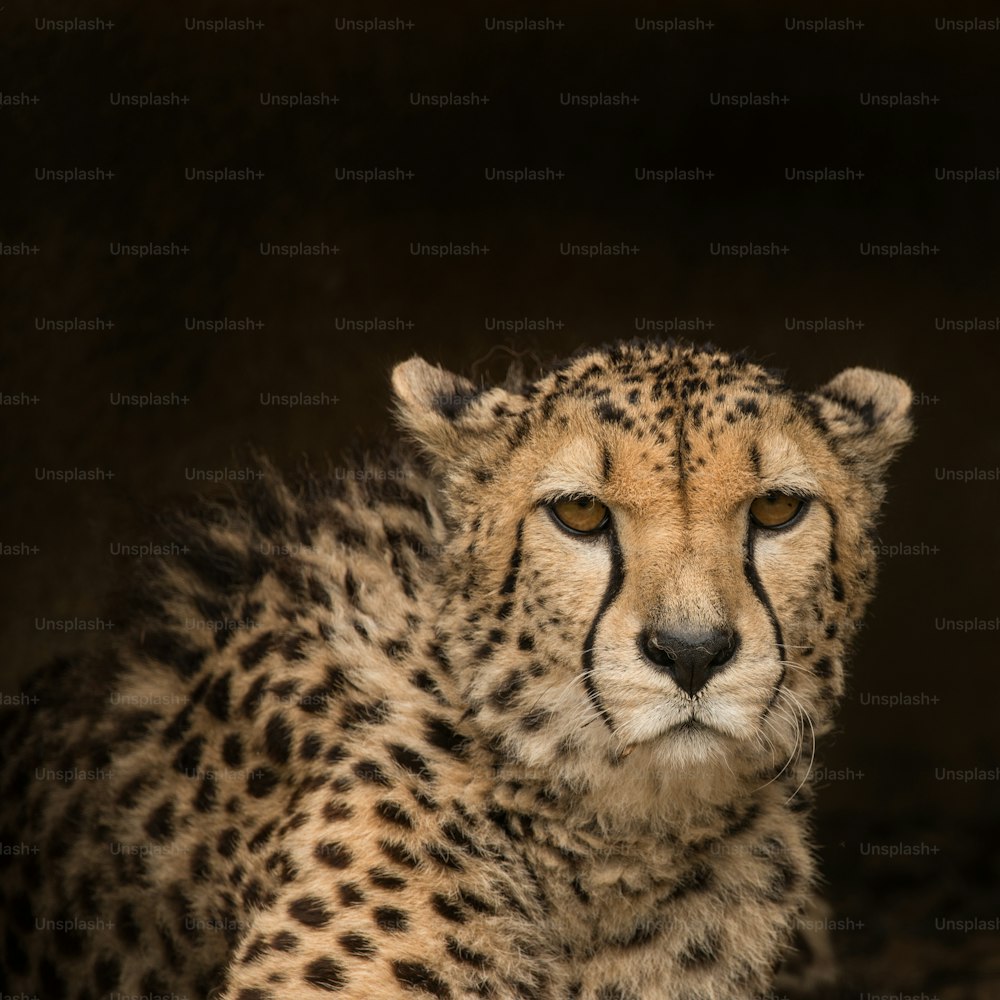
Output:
top-left (639, 627), bottom-right (739, 696)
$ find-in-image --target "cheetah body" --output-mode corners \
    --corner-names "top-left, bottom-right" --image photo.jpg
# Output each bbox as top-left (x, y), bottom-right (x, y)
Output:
top-left (0, 341), bottom-right (912, 999)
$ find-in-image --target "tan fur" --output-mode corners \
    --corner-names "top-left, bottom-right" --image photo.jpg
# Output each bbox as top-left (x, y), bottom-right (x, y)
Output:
top-left (0, 341), bottom-right (911, 999)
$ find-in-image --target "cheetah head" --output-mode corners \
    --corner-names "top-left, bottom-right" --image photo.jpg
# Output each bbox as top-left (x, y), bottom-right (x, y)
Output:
top-left (392, 341), bottom-right (912, 807)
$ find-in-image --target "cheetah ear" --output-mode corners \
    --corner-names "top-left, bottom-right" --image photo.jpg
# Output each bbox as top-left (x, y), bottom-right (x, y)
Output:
top-left (391, 356), bottom-right (521, 465)
top-left (811, 367), bottom-right (914, 479)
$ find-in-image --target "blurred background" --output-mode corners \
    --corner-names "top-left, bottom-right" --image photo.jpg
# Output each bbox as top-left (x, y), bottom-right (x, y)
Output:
top-left (2, 3), bottom-right (999, 995)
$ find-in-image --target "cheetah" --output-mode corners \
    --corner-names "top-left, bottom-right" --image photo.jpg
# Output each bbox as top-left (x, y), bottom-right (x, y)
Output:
top-left (0, 340), bottom-right (912, 999)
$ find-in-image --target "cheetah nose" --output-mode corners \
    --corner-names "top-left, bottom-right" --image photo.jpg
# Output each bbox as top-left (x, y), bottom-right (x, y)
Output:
top-left (638, 627), bottom-right (739, 696)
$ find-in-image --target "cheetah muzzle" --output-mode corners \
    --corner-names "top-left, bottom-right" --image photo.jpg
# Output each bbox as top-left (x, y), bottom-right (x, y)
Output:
top-left (0, 340), bottom-right (912, 1000)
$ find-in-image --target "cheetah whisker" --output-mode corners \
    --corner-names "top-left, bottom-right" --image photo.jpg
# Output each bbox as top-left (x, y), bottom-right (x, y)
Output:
top-left (751, 701), bottom-right (804, 794)
top-left (779, 687), bottom-right (817, 803)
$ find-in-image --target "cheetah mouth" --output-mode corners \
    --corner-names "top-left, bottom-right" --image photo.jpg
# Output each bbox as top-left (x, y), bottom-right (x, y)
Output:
top-left (616, 716), bottom-right (729, 760)
top-left (671, 718), bottom-right (711, 735)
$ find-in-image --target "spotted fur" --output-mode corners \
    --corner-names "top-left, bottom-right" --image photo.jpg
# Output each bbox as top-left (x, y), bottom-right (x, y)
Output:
top-left (0, 341), bottom-right (912, 999)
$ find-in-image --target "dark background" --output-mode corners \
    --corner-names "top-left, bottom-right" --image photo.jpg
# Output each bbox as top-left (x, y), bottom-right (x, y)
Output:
top-left (3, 4), bottom-right (999, 995)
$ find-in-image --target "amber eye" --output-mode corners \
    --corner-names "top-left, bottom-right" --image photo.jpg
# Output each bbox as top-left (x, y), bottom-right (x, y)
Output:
top-left (749, 492), bottom-right (806, 529)
top-left (550, 496), bottom-right (610, 535)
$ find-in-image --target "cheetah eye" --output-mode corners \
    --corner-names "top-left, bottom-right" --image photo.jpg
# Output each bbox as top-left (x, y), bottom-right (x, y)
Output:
top-left (749, 492), bottom-right (806, 529)
top-left (549, 496), bottom-right (610, 535)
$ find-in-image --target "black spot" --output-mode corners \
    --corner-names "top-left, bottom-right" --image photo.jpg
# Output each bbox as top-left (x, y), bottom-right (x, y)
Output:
top-left (764, 855), bottom-right (799, 901)
top-left (426, 842), bottom-right (464, 871)
top-left (162, 703), bottom-right (195, 745)
top-left (238, 631), bottom-right (275, 670)
top-left (431, 893), bottom-right (466, 923)
top-left (116, 771), bottom-right (155, 809)
top-left (663, 863), bottom-right (713, 903)
top-left (485, 805), bottom-right (517, 839)
top-left (679, 932), bottom-right (721, 968)
top-left (271, 930), bottom-right (299, 951)
top-left (144, 800), bottom-right (175, 842)
top-left (204, 671), bottom-right (232, 720)
top-left (384, 638), bottom-right (411, 659)
top-left (300, 731), bottom-right (323, 760)
top-left (315, 841), bottom-right (353, 869)
top-left (517, 632), bottom-right (535, 651)
top-left (288, 895), bottom-right (332, 928)
top-left (369, 867), bottom-right (406, 890)
top-left (266, 849), bottom-right (298, 884)
top-left (822, 389), bottom-right (877, 429)
top-left (172, 735), bottom-right (205, 776)
top-left (303, 956), bottom-right (347, 991)
top-left (190, 842), bottom-right (212, 883)
top-left (490, 671), bottom-right (524, 709)
top-left (520, 708), bottom-right (550, 731)
top-left (831, 573), bottom-right (845, 602)
top-left (240, 673), bottom-right (270, 720)
top-left (307, 575), bottom-right (332, 609)
top-left (343, 568), bottom-right (363, 608)
top-left (393, 960), bottom-right (451, 998)
top-left (813, 657), bottom-right (834, 678)
top-left (442, 823), bottom-right (486, 862)
top-left (622, 915), bottom-right (667, 949)
top-left (424, 716), bottom-right (470, 758)
top-left (194, 774), bottom-right (217, 812)
top-left (222, 733), bottom-right (244, 767)
top-left (338, 882), bottom-right (366, 906)
top-left (388, 743), bottom-right (434, 779)
top-left (376, 800), bottom-right (415, 828)
top-left (595, 401), bottom-right (627, 424)
top-left (353, 759), bottom-right (390, 786)
top-left (446, 936), bottom-right (491, 969)
top-left (246, 766), bottom-right (280, 798)
top-left (241, 935), bottom-right (269, 963)
top-left (217, 827), bottom-right (240, 858)
top-left (339, 931), bottom-right (377, 958)
top-left (280, 628), bottom-right (312, 661)
top-left (736, 398), bottom-right (760, 416)
top-left (412, 788), bottom-right (439, 811)
top-left (436, 385), bottom-right (478, 419)
top-left (375, 906), bottom-right (409, 932)
top-left (299, 664), bottom-right (346, 714)
top-left (379, 839), bottom-right (421, 869)
top-left (248, 820), bottom-right (278, 852)
top-left (264, 712), bottom-right (293, 765)
top-left (340, 698), bottom-right (390, 729)
top-left (722, 802), bottom-right (760, 838)
top-left (114, 708), bottom-right (161, 743)
top-left (323, 800), bottom-right (354, 822)
top-left (571, 877), bottom-right (590, 904)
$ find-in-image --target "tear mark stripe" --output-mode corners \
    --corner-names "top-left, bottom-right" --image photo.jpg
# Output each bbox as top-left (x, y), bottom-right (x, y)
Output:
top-left (581, 522), bottom-right (625, 733)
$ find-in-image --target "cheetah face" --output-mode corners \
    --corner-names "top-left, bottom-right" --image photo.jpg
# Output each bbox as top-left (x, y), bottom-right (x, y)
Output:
top-left (393, 342), bottom-right (911, 789)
